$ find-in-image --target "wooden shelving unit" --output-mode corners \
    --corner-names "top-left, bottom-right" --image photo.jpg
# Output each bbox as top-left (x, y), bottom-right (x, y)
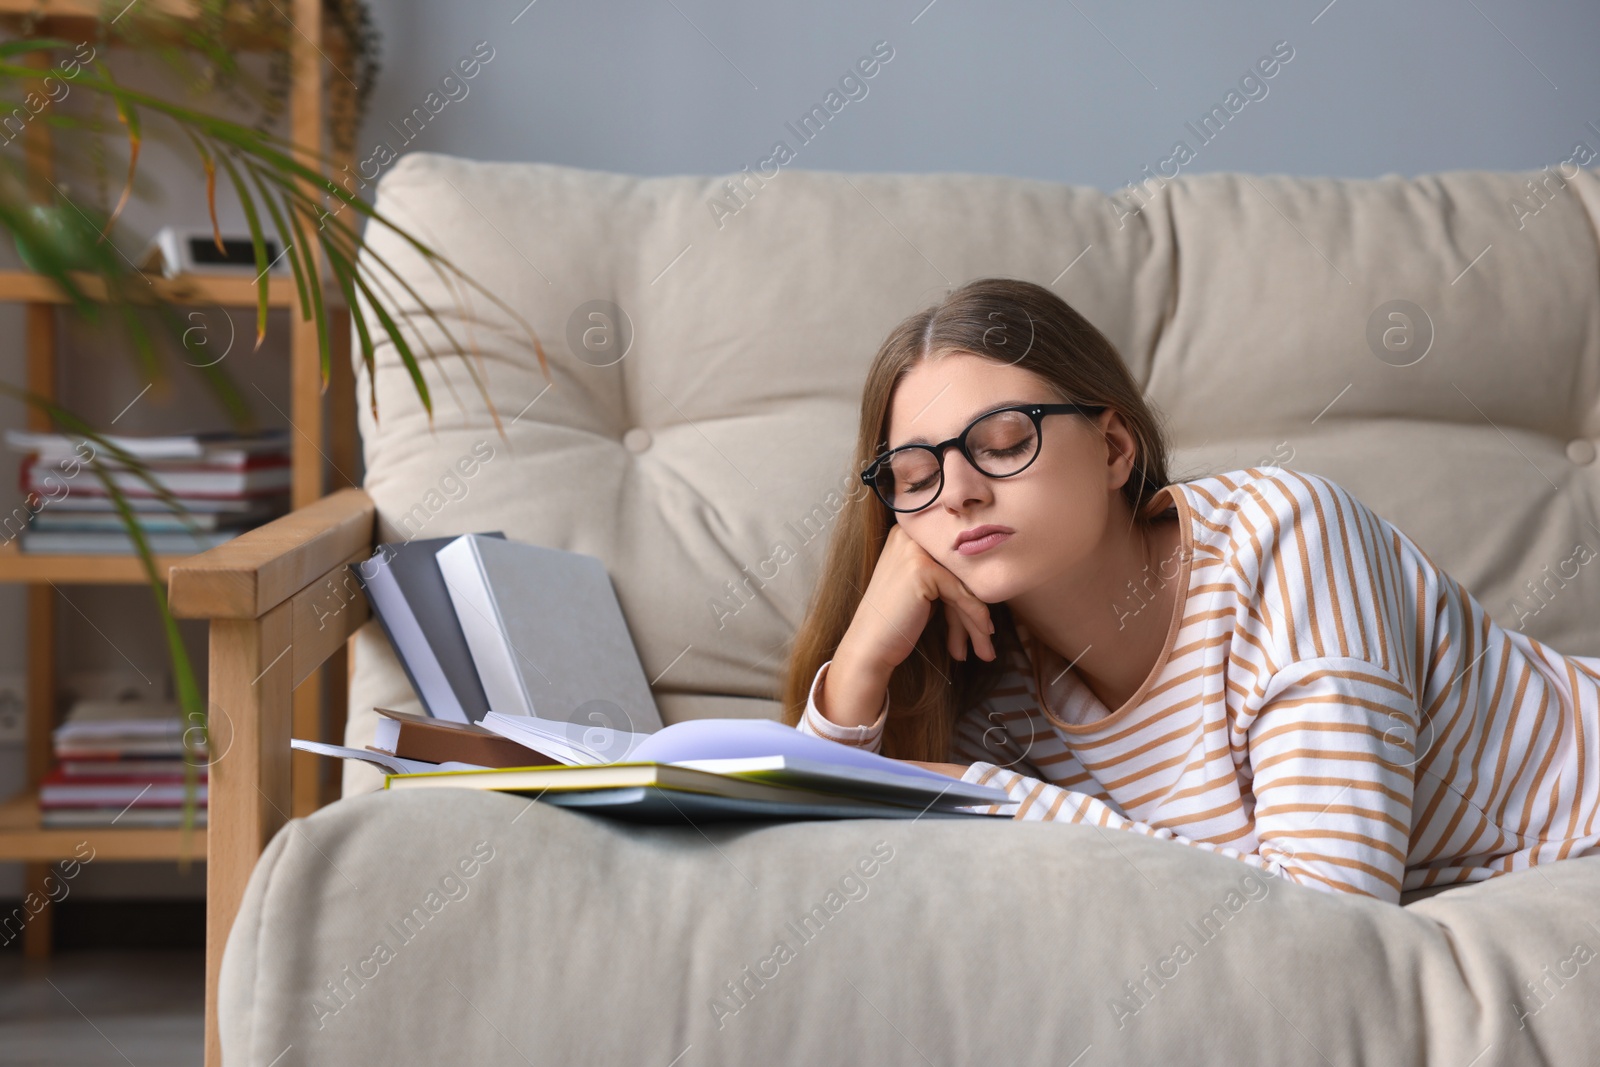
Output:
top-left (0, 269), bottom-right (308, 307)
top-left (0, 540), bottom-right (192, 583)
top-left (0, 789), bottom-right (204, 861)
top-left (0, 0), bottom-right (361, 963)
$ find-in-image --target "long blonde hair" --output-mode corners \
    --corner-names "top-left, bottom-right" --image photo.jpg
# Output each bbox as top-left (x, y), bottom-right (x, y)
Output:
top-left (780, 277), bottom-right (1175, 761)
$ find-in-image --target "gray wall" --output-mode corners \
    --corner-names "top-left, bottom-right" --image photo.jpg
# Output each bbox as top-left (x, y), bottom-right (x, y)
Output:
top-left (2, 0), bottom-right (1597, 905)
top-left (361, 0), bottom-right (1599, 185)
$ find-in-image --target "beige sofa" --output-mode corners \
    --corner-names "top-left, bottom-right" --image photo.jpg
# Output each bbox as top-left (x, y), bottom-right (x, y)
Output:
top-left (198, 153), bottom-right (1600, 1064)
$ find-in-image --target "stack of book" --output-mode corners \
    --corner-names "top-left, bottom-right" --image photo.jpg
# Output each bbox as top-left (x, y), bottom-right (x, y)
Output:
top-left (293, 533), bottom-right (1013, 823)
top-left (5, 427), bottom-right (292, 554)
top-left (295, 705), bottom-right (1009, 822)
top-left (40, 700), bottom-right (207, 828)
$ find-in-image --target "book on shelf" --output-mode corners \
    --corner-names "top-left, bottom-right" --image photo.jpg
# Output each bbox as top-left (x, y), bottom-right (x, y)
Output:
top-left (21, 457), bottom-right (291, 498)
top-left (46, 699), bottom-right (206, 825)
top-left (41, 808), bottom-right (208, 829)
top-left (38, 492), bottom-right (289, 514)
top-left (54, 736), bottom-right (202, 758)
top-left (29, 505), bottom-right (279, 532)
top-left (5, 426), bottom-right (290, 464)
top-left (58, 756), bottom-right (211, 778)
top-left (38, 768), bottom-right (208, 807)
top-left (54, 698), bottom-right (191, 740)
top-left (18, 527), bottom-right (246, 555)
top-left (7, 426), bottom-right (293, 552)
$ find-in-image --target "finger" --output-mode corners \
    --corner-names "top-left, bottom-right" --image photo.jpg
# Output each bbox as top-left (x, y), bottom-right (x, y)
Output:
top-left (943, 599), bottom-right (970, 660)
top-left (938, 573), bottom-right (996, 659)
top-left (942, 585), bottom-right (995, 662)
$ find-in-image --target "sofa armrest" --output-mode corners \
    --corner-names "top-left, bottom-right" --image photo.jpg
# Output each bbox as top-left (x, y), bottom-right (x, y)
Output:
top-left (166, 486), bottom-right (377, 1067)
top-left (169, 486), bottom-right (377, 619)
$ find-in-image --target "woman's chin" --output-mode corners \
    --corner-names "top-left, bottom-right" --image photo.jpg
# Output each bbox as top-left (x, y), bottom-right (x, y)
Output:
top-left (956, 565), bottom-right (1026, 605)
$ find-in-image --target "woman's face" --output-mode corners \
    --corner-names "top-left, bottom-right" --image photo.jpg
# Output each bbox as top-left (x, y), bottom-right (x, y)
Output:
top-left (883, 351), bottom-right (1132, 604)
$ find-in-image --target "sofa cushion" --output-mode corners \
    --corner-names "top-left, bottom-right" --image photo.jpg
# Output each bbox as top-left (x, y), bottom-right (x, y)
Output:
top-left (344, 156), bottom-right (1600, 797)
top-left (221, 789), bottom-right (1600, 1065)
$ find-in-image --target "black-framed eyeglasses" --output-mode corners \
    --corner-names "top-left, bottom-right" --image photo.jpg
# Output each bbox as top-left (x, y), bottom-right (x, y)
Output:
top-left (860, 403), bottom-right (1106, 513)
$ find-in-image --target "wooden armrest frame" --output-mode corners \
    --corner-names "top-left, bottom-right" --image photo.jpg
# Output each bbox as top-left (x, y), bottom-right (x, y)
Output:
top-left (167, 486), bottom-right (377, 1067)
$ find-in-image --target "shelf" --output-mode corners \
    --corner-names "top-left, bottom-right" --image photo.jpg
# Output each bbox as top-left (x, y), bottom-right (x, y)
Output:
top-left (0, 0), bottom-right (355, 1014)
top-left (0, 540), bottom-right (195, 583)
top-left (0, 788), bottom-right (206, 862)
top-left (0, 0), bottom-right (314, 51)
top-left (0, 269), bottom-right (341, 310)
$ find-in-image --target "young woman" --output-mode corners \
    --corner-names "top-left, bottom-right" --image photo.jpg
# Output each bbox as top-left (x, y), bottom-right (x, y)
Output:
top-left (783, 276), bottom-right (1600, 905)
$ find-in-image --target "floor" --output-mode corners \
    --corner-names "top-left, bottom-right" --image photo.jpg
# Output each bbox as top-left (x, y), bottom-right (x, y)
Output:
top-left (0, 949), bottom-right (203, 1066)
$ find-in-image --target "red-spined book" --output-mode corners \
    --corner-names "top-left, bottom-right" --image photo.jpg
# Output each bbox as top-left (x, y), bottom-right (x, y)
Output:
top-left (59, 757), bottom-right (210, 779)
top-left (38, 766), bottom-right (208, 808)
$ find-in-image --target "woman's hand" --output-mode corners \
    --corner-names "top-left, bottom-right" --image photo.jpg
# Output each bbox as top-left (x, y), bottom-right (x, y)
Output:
top-left (898, 759), bottom-right (971, 780)
top-left (816, 525), bottom-right (999, 733)
top-left (839, 524), bottom-right (998, 674)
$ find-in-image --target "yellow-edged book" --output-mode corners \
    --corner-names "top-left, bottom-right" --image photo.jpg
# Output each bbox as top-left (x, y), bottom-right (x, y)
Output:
top-left (384, 760), bottom-right (1006, 823)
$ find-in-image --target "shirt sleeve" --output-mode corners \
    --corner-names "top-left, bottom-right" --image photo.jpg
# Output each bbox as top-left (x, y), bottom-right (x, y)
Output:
top-left (794, 658), bottom-right (890, 752)
top-left (959, 656), bottom-right (1417, 904)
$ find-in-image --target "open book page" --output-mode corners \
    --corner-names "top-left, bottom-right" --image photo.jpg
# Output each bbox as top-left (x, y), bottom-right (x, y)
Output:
top-left (629, 719), bottom-right (1004, 806)
top-left (482, 713), bottom-right (960, 779)
top-left (479, 712), bottom-right (651, 765)
top-left (290, 739), bottom-right (487, 775)
top-left (628, 718), bottom-right (953, 781)
top-left (479, 714), bottom-right (1004, 806)
top-left (480, 716), bottom-right (960, 783)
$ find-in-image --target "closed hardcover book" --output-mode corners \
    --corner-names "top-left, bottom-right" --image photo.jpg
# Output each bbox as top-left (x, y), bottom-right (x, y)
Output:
top-left (434, 534), bottom-right (665, 735)
top-left (384, 762), bottom-right (1001, 823)
top-left (370, 706), bottom-right (556, 768)
top-left (349, 533), bottom-right (506, 723)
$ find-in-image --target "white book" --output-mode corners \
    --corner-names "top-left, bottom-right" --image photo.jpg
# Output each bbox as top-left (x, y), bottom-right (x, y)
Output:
top-left (434, 535), bottom-right (665, 735)
top-left (54, 700), bottom-right (185, 741)
top-left (5, 427), bottom-right (290, 462)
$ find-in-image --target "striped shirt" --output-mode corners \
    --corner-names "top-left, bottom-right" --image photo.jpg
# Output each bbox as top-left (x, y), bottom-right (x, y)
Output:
top-left (798, 467), bottom-right (1600, 903)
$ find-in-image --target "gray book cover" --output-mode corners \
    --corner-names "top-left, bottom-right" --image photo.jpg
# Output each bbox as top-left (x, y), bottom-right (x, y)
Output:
top-left (350, 532), bottom-right (506, 723)
top-left (436, 535), bottom-right (666, 736)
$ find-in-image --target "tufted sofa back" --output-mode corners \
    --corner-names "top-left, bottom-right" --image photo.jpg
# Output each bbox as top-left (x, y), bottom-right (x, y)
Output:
top-left (342, 152), bottom-right (1600, 796)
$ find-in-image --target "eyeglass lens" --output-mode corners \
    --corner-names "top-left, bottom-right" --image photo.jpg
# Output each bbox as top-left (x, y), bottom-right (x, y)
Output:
top-left (874, 409), bottom-right (1039, 511)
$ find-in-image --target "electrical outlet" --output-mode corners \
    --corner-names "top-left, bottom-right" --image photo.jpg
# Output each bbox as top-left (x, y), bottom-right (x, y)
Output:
top-left (0, 672), bottom-right (25, 746)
